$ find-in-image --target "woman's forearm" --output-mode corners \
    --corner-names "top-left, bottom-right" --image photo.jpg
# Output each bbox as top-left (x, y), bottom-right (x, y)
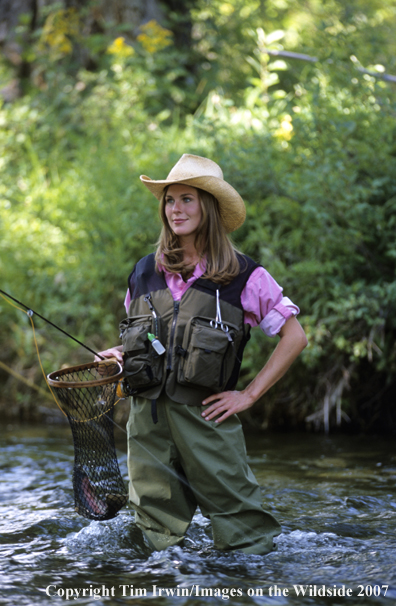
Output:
top-left (242, 316), bottom-right (308, 406)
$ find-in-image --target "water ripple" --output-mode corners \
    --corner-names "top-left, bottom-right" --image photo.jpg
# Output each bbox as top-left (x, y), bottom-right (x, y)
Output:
top-left (1, 425), bottom-right (396, 605)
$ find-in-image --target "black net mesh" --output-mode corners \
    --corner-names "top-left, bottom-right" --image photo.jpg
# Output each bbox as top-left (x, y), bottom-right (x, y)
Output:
top-left (47, 360), bottom-right (128, 521)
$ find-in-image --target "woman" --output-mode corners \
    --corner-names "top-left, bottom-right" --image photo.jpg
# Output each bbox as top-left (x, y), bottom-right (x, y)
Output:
top-left (97, 154), bottom-right (307, 554)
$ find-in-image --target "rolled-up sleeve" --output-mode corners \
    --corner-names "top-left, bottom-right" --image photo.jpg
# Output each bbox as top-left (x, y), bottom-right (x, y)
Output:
top-left (241, 267), bottom-right (300, 337)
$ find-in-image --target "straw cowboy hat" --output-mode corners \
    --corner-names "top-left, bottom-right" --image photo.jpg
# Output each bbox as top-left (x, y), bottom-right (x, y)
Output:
top-left (140, 154), bottom-right (246, 233)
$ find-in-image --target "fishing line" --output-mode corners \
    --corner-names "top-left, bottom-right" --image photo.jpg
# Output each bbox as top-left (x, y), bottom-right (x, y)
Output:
top-left (0, 289), bottom-right (103, 359)
top-left (0, 290), bottom-right (67, 417)
top-left (1, 289), bottom-right (270, 542)
top-left (0, 289), bottom-right (108, 421)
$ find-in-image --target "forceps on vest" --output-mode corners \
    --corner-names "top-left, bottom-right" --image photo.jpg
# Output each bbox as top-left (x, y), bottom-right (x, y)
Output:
top-left (210, 290), bottom-right (229, 333)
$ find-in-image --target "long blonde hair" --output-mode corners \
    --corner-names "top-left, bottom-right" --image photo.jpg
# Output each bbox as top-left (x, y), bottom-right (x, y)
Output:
top-left (155, 187), bottom-right (242, 284)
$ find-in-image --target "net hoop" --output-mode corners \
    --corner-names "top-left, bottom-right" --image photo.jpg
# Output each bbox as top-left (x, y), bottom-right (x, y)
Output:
top-left (47, 359), bottom-right (123, 389)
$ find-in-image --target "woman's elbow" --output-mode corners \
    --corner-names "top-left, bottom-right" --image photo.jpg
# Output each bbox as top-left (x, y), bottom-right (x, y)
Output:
top-left (280, 317), bottom-right (308, 352)
top-left (295, 320), bottom-right (308, 352)
top-left (299, 331), bottom-right (309, 352)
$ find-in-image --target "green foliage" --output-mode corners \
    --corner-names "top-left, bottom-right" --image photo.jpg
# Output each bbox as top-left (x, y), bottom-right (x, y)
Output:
top-left (1, 0), bottom-right (396, 430)
top-left (191, 0), bottom-right (396, 103)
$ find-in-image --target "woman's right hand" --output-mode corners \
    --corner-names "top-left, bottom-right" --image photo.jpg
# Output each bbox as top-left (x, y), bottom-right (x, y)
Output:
top-left (94, 346), bottom-right (124, 365)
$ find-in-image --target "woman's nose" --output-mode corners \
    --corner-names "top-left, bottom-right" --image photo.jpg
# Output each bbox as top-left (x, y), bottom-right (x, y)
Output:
top-left (172, 199), bottom-right (183, 212)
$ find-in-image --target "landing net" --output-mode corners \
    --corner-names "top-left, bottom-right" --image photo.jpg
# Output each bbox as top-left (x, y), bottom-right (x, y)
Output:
top-left (47, 360), bottom-right (128, 521)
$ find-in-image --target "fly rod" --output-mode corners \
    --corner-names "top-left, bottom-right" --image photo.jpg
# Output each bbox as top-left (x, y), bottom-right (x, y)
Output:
top-left (0, 289), bottom-right (104, 360)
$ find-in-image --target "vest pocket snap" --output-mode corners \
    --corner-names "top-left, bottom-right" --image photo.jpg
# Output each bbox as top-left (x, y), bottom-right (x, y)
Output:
top-left (119, 315), bottom-right (164, 392)
top-left (177, 317), bottom-right (237, 391)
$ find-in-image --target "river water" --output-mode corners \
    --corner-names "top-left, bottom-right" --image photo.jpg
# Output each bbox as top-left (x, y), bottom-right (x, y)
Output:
top-left (1, 422), bottom-right (395, 606)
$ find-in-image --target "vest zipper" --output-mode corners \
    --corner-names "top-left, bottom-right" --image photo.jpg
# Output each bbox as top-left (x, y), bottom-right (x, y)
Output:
top-left (167, 300), bottom-right (180, 371)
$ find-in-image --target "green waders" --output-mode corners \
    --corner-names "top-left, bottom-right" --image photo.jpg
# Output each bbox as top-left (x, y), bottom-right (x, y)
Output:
top-left (127, 395), bottom-right (281, 554)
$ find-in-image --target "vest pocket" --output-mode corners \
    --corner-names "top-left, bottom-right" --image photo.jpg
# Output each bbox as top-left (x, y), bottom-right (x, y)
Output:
top-left (119, 315), bottom-right (163, 392)
top-left (177, 317), bottom-right (237, 391)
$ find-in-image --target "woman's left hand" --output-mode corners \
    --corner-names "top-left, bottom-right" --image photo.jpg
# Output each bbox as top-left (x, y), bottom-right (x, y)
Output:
top-left (201, 390), bottom-right (253, 424)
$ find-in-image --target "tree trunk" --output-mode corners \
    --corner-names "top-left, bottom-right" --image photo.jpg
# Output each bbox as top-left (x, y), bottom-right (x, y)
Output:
top-left (160, 0), bottom-right (195, 49)
top-left (0, 0), bottom-right (37, 42)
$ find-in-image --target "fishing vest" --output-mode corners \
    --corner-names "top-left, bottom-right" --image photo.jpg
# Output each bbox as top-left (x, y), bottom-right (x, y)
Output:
top-left (119, 253), bottom-right (259, 406)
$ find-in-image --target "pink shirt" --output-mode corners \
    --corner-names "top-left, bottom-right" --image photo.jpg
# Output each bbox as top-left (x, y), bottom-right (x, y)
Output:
top-left (124, 261), bottom-right (299, 337)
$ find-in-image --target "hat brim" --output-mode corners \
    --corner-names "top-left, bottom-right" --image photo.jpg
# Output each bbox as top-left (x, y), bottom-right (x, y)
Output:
top-left (140, 175), bottom-right (245, 233)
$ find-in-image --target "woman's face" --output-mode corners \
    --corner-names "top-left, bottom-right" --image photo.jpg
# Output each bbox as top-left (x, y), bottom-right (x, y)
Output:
top-left (164, 184), bottom-right (202, 242)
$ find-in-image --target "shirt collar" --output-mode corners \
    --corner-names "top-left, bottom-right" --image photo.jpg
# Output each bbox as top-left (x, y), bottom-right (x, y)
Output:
top-left (158, 257), bottom-right (206, 282)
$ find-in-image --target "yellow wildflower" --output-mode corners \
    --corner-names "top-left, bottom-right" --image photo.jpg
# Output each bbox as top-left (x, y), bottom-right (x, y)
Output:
top-left (107, 37), bottom-right (134, 58)
top-left (275, 115), bottom-right (294, 140)
top-left (40, 9), bottom-right (79, 56)
top-left (219, 3), bottom-right (235, 16)
top-left (137, 20), bottom-right (173, 54)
